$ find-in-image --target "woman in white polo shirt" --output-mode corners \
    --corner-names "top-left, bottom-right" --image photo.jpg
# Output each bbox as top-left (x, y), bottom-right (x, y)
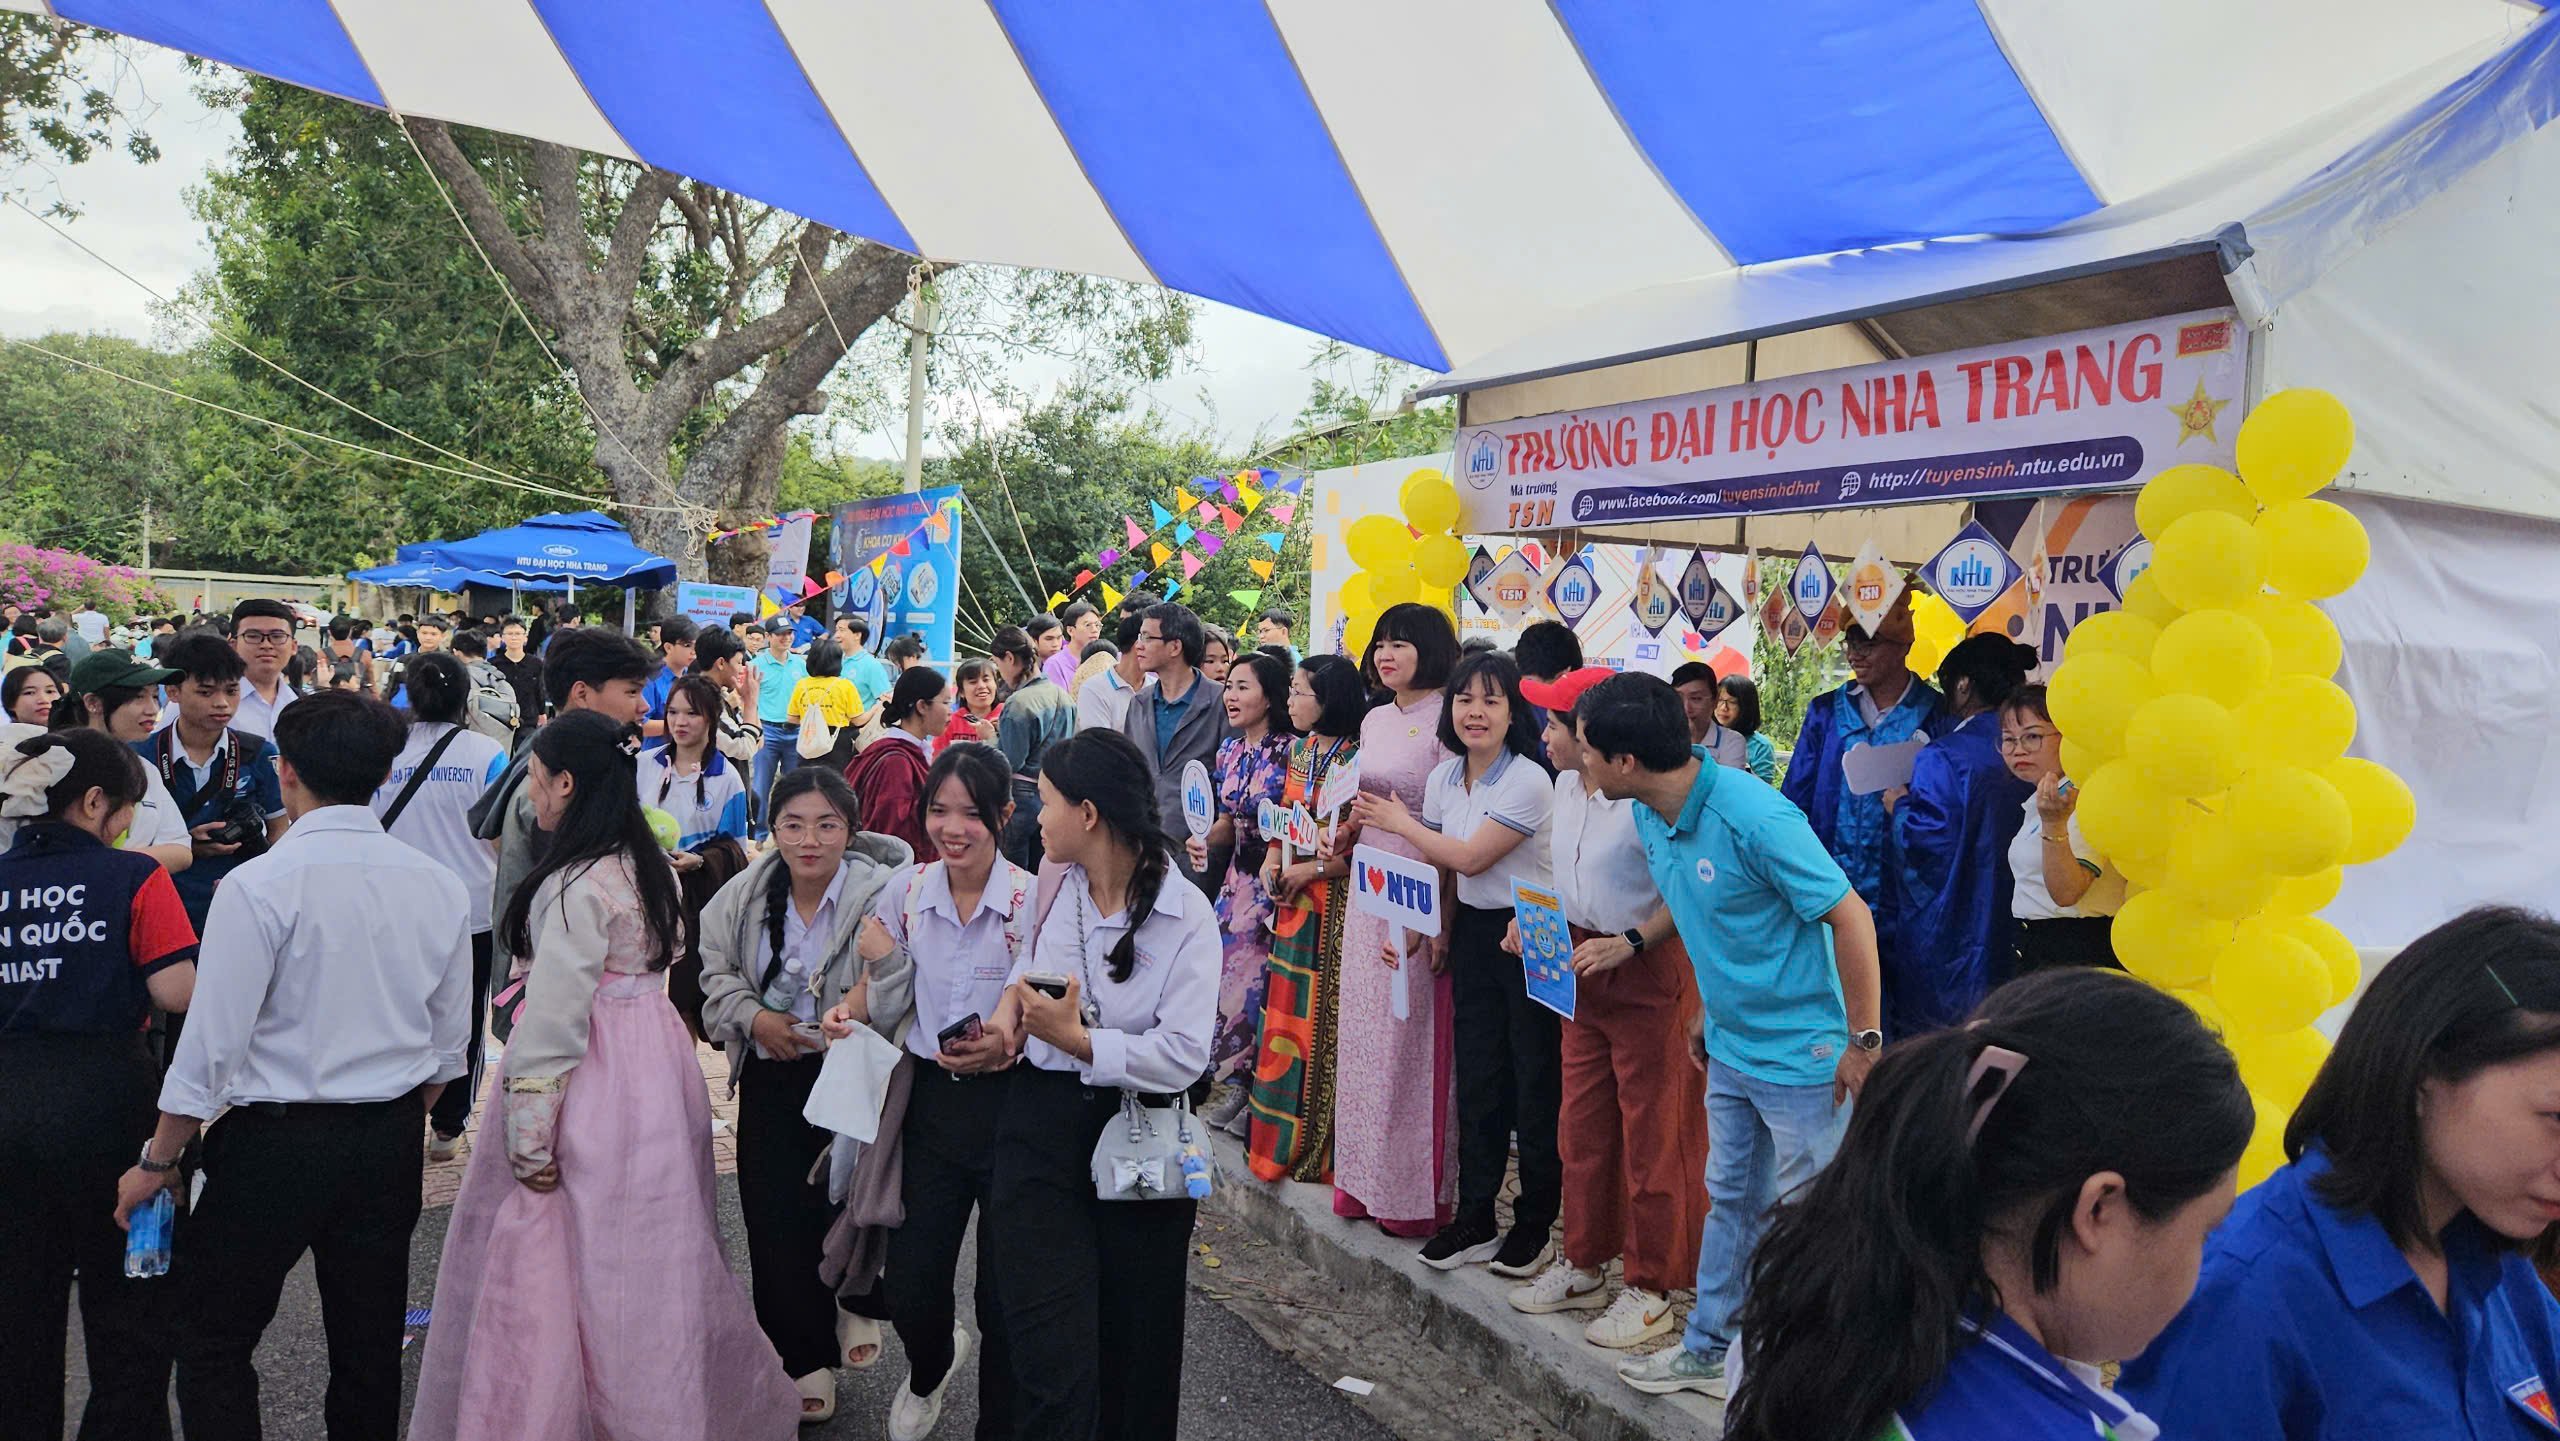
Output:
top-left (1353, 650), bottom-right (1559, 1278)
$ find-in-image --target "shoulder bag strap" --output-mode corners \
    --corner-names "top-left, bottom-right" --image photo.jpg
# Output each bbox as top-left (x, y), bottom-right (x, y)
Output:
top-left (381, 726), bottom-right (465, 830)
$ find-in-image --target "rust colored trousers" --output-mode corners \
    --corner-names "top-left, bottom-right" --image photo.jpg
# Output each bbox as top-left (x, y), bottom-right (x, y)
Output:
top-left (1560, 926), bottom-right (1710, 1293)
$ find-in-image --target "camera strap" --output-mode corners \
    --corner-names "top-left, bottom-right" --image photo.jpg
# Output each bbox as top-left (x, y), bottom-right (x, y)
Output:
top-left (156, 725), bottom-right (245, 824)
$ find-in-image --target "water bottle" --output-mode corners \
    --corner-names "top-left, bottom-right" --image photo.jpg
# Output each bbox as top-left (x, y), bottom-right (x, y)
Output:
top-left (125, 1188), bottom-right (173, 1278)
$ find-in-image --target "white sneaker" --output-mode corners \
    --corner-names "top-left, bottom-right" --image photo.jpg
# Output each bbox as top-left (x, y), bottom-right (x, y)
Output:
top-left (1508, 1261), bottom-right (1607, 1315)
top-left (426, 1131), bottom-right (459, 1163)
top-left (888, 1324), bottom-right (972, 1441)
top-left (1584, 1287), bottom-right (1677, 1350)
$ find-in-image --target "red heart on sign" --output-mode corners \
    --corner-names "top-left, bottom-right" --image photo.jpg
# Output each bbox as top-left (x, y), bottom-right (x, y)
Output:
top-left (1366, 866), bottom-right (1386, 893)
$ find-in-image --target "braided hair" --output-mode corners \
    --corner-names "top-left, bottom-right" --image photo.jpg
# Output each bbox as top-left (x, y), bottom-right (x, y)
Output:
top-left (759, 766), bottom-right (862, 992)
top-left (1038, 728), bottom-right (1173, 983)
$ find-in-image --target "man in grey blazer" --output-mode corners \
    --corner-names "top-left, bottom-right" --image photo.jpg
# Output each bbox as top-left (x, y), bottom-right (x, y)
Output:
top-left (1118, 602), bottom-right (1232, 894)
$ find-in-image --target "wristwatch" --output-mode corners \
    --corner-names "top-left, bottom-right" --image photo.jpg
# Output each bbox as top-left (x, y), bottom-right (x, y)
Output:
top-left (1619, 926), bottom-right (1646, 952)
top-left (137, 1145), bottom-right (177, 1174)
top-left (1850, 1028), bottom-right (1884, 1053)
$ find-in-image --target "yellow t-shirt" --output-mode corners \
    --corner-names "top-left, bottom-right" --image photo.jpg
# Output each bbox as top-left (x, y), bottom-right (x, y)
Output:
top-left (788, 675), bottom-right (861, 728)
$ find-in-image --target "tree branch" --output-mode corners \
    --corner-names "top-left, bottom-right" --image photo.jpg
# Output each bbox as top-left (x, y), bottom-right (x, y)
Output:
top-left (603, 168), bottom-right (681, 300)
top-left (406, 120), bottom-right (560, 321)
top-left (675, 252), bottom-right (909, 499)
top-left (526, 139), bottom-right (587, 276)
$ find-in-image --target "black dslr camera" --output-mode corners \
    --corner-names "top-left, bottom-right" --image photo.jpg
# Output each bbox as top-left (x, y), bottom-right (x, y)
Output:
top-left (206, 795), bottom-right (269, 852)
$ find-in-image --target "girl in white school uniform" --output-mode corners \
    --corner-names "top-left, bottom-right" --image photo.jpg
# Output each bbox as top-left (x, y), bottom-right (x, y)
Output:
top-left (1353, 649), bottom-right (1560, 1277)
top-left (983, 728), bottom-right (1221, 1441)
top-left (822, 742), bottom-right (1031, 1441)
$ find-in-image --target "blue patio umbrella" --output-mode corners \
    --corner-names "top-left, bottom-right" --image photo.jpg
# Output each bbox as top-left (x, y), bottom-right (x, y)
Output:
top-left (409, 511), bottom-right (677, 588)
top-left (347, 559), bottom-right (570, 592)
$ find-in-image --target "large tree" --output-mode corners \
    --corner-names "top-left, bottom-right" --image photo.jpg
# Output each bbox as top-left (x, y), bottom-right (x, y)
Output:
top-left (0, 15), bottom-right (157, 216)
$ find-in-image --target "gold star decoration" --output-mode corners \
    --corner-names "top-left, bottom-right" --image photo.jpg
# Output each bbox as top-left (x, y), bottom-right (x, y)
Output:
top-left (2168, 377), bottom-right (2234, 446)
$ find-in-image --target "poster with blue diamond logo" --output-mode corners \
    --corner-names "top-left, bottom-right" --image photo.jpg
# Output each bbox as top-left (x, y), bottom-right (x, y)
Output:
top-left (1791, 541), bottom-right (1836, 624)
top-left (1547, 552), bottom-right (1602, 628)
top-left (1923, 521), bottom-right (2026, 624)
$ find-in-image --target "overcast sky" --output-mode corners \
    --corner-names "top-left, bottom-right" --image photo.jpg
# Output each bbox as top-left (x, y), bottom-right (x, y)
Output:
top-left (0, 45), bottom-right (1352, 460)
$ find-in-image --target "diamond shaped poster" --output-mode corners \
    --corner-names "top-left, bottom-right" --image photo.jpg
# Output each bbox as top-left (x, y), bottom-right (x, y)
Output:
top-left (1922, 520), bottom-right (2027, 624)
top-left (1791, 541), bottom-right (1836, 624)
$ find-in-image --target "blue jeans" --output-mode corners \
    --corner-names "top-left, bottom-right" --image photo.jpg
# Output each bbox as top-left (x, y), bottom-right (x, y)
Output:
top-left (1685, 1058), bottom-right (1850, 1357)
top-left (752, 724), bottom-right (799, 838)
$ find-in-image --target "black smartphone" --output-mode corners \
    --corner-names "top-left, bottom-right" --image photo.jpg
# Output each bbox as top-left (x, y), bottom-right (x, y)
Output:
top-left (1023, 972), bottom-right (1071, 1000)
top-left (936, 1013), bottom-right (983, 1050)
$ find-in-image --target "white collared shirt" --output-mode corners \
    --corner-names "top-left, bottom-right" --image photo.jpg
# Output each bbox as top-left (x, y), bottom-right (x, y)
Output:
top-left (1422, 747), bottom-right (1555, 910)
top-left (158, 805), bottom-right (473, 1119)
top-left (1550, 769), bottom-right (1659, 935)
top-left (1074, 665), bottom-right (1138, 734)
top-left (877, 857), bottom-right (1030, 1060)
top-left (233, 676), bottom-right (297, 740)
top-left (775, 862), bottom-right (848, 1025)
top-left (1010, 857), bottom-right (1219, 1093)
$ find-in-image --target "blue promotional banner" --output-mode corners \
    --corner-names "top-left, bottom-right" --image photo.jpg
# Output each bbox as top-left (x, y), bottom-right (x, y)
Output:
top-left (1512, 881), bottom-right (1577, 1021)
top-left (831, 487), bottom-right (965, 666)
top-left (672, 581), bottom-right (760, 630)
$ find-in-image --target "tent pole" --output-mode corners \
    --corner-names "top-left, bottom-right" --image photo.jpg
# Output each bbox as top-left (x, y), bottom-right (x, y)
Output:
top-left (623, 587), bottom-right (635, 636)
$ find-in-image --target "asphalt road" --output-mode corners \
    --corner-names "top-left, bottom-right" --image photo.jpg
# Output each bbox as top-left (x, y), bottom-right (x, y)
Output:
top-left (60, 1175), bottom-right (1406, 1440)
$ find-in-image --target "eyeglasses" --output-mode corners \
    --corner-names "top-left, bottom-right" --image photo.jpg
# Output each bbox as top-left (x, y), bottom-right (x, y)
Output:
top-left (773, 818), bottom-right (849, 843)
top-left (235, 629), bottom-right (293, 645)
top-left (1997, 730), bottom-right (2056, 753)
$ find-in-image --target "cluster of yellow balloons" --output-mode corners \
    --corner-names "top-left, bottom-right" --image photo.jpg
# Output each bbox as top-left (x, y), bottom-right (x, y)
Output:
top-left (1905, 591), bottom-right (1969, 676)
top-left (2049, 388), bottom-right (2414, 1190)
top-left (1338, 469), bottom-right (1466, 657)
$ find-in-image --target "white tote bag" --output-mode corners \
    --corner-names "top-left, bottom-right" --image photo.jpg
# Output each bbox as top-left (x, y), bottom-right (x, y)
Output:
top-left (800, 1021), bottom-right (904, 1143)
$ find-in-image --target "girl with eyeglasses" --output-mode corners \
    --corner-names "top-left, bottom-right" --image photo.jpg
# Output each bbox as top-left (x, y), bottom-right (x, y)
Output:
top-left (1878, 635), bottom-right (2039, 1039)
top-left (697, 766), bottom-right (915, 1422)
top-left (1997, 684), bottom-right (2125, 974)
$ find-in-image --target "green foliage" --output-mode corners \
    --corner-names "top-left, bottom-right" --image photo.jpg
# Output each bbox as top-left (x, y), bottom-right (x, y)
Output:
top-left (0, 542), bottom-right (170, 619)
top-left (0, 332), bottom-right (188, 560)
top-left (0, 17), bottom-right (159, 217)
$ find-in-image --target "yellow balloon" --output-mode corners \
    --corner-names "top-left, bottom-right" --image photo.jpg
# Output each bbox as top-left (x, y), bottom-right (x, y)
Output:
top-left (2152, 608), bottom-right (2274, 708)
top-left (1337, 572), bottom-right (1375, 619)
top-left (2237, 1094), bottom-right (2289, 1191)
top-left (2074, 760), bottom-right (2178, 863)
top-left (2212, 921), bottom-right (2329, 1036)
top-left (1343, 514), bottom-right (1415, 573)
top-left (2226, 765), bottom-right (2353, 877)
top-left (1367, 564), bottom-right (1421, 607)
top-left (1398, 470), bottom-right (1462, 534)
top-left (2266, 866), bottom-right (2342, 915)
top-left (2059, 737), bottom-right (2107, 780)
top-left (2237, 593), bottom-right (2341, 677)
top-left (2149, 510), bottom-right (2269, 613)
top-left (2322, 756), bottom-right (2416, 865)
top-left (2232, 675), bottom-right (2357, 772)
top-left (2047, 653), bottom-right (2157, 755)
top-left (2167, 985), bottom-right (2232, 1039)
top-left (1413, 532), bottom-right (1470, 589)
top-left (2122, 571), bottom-right (2185, 628)
top-left (1343, 615), bottom-right (1375, 660)
top-left (2137, 463), bottom-right (2259, 539)
top-left (2167, 811), bottom-right (2279, 919)
top-left (2111, 842), bottom-right (2169, 890)
top-left (2125, 692), bottom-right (2240, 798)
top-left (2281, 914), bottom-right (2361, 1007)
top-left (2257, 499), bottom-right (2370, 601)
top-left (2236, 388), bottom-right (2355, 505)
top-left (2065, 610), bottom-right (2163, 667)
top-left (2111, 889), bottom-right (2230, 988)
top-left (2234, 1026), bottom-right (2331, 1111)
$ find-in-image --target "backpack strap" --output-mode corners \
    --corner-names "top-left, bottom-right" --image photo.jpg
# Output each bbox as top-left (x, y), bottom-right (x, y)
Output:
top-left (381, 725), bottom-right (464, 830)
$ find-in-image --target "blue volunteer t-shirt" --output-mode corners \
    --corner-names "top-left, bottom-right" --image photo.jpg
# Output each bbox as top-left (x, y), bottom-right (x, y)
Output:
top-left (641, 663), bottom-right (681, 751)
top-left (1888, 1312), bottom-right (2162, 1439)
top-left (1632, 745), bottom-right (1852, 1088)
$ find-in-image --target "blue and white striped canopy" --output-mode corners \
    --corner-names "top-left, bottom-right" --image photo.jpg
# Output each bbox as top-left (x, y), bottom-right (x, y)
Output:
top-left (10, 0), bottom-right (2538, 372)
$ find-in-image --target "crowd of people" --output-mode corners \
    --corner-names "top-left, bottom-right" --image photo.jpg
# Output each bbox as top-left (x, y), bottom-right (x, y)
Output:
top-left (2, 580), bottom-right (2556, 1441)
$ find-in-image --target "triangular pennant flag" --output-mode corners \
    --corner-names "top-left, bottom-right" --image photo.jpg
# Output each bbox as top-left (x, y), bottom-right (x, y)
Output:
top-left (800, 576), bottom-right (824, 598)
top-left (1074, 568), bottom-right (1095, 587)
top-left (823, 570), bottom-right (845, 587)
top-left (1198, 498), bottom-right (1218, 520)
top-left (1176, 522), bottom-right (1195, 544)
top-left (889, 537), bottom-right (912, 558)
top-left (1278, 475), bottom-right (1305, 494)
top-left (1150, 541), bottom-right (1172, 566)
top-left (1219, 481), bottom-right (1239, 503)
top-left (1199, 533), bottom-right (1225, 557)
top-left (759, 592), bottom-right (782, 618)
top-left (1102, 582), bottom-right (1125, 610)
top-left (1259, 532), bottom-right (1285, 553)
top-left (1229, 588), bottom-right (1263, 608)
top-left (1130, 570), bottom-right (1150, 588)
top-left (1174, 486), bottom-right (1201, 513)
top-left (1238, 480), bottom-right (1264, 512)
top-left (868, 555), bottom-right (888, 577)
top-left (1248, 557), bottom-right (1274, 580)
top-left (1150, 501), bottom-right (1174, 530)
top-left (1047, 591), bottom-right (1069, 610)
top-left (1162, 580), bottom-right (1181, 600)
top-left (1217, 504), bottom-right (1244, 534)
top-left (1269, 503), bottom-right (1296, 524)
top-left (1125, 515), bottom-right (1147, 547)
top-left (1180, 551), bottom-right (1204, 580)
top-left (1097, 547), bottom-right (1120, 567)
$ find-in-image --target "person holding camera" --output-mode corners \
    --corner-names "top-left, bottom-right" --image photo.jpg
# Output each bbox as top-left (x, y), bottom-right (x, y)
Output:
top-left (140, 632), bottom-right (290, 938)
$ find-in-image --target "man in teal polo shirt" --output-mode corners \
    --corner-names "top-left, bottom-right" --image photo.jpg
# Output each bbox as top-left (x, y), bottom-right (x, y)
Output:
top-left (746, 620), bottom-right (806, 838)
top-left (1577, 672), bottom-right (1883, 1400)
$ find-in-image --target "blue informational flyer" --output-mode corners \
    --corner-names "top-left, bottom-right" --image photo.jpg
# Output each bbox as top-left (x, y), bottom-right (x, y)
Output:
top-left (1513, 881), bottom-right (1576, 1021)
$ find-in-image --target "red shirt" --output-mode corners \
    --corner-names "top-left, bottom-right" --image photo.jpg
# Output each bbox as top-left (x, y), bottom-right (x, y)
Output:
top-left (935, 707), bottom-right (1002, 757)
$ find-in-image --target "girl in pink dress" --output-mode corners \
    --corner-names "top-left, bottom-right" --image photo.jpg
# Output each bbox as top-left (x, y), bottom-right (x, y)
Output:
top-left (1330, 604), bottom-right (1461, 1237)
top-left (410, 712), bottom-right (799, 1441)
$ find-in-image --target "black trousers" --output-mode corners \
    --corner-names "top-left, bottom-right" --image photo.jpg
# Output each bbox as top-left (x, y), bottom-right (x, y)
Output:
top-left (428, 930), bottom-right (497, 1140)
top-left (0, 1033), bottom-right (174, 1441)
top-left (2014, 916), bottom-right (2122, 975)
top-left (173, 1093), bottom-right (424, 1441)
top-left (884, 1067), bottom-right (1015, 1436)
top-left (1451, 901), bottom-right (1563, 1234)
top-left (1000, 776), bottom-right (1044, 873)
top-left (988, 1067), bottom-right (1196, 1441)
top-left (736, 1052), bottom-right (881, 1381)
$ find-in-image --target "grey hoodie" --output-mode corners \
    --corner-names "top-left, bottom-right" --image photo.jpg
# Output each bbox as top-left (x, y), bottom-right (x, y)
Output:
top-left (697, 833), bottom-right (915, 1088)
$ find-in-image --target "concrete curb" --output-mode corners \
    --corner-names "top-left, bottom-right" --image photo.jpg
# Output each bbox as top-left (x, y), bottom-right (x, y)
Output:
top-left (1209, 1134), bottom-right (1724, 1440)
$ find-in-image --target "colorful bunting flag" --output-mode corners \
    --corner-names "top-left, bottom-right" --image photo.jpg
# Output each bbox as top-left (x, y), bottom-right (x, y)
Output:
top-left (1248, 558), bottom-right (1274, 580)
top-left (1217, 504), bottom-right (1244, 534)
top-left (1278, 475), bottom-right (1305, 494)
top-left (1180, 551), bottom-right (1204, 580)
top-left (1150, 501), bottom-right (1174, 530)
top-left (1174, 486), bottom-right (1200, 513)
top-left (1074, 568), bottom-right (1095, 587)
top-left (1130, 570), bottom-right (1150, 588)
top-left (1229, 588), bottom-right (1263, 608)
top-left (1150, 541), bottom-right (1172, 566)
top-left (1238, 480), bottom-right (1264, 512)
top-left (1102, 582), bottom-right (1125, 610)
top-left (1047, 590), bottom-right (1068, 610)
top-left (1125, 515), bottom-right (1147, 547)
top-left (1218, 481), bottom-right (1239, 503)
top-left (1200, 533), bottom-right (1225, 557)
top-left (1176, 522), bottom-right (1195, 544)
top-left (1269, 503), bottom-right (1296, 524)
top-left (1097, 547), bottom-right (1120, 567)
top-left (1162, 580), bottom-right (1181, 601)
top-left (1259, 533), bottom-right (1285, 553)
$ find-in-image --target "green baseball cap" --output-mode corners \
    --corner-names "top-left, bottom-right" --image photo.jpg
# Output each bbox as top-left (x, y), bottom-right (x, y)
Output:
top-left (68, 649), bottom-right (181, 698)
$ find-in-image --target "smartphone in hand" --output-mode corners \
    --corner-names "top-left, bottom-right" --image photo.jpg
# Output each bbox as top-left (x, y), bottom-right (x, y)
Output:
top-left (936, 1013), bottom-right (984, 1051)
top-left (1022, 972), bottom-right (1071, 1001)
